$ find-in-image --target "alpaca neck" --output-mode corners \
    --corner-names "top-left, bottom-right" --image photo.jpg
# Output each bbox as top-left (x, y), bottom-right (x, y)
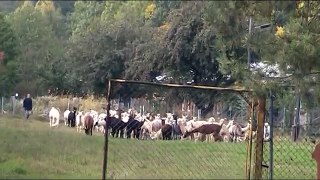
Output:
top-left (190, 128), bottom-right (200, 134)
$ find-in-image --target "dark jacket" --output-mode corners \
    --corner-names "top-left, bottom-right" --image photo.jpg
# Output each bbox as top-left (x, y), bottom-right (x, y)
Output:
top-left (23, 98), bottom-right (33, 111)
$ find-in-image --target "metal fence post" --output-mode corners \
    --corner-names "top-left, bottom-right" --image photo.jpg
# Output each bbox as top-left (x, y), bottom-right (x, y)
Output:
top-left (1, 97), bottom-right (3, 114)
top-left (102, 80), bottom-right (112, 180)
top-left (293, 92), bottom-right (301, 141)
top-left (269, 90), bottom-right (275, 180)
top-left (282, 107), bottom-right (286, 136)
top-left (12, 96), bottom-right (15, 115)
top-left (67, 98), bottom-right (70, 110)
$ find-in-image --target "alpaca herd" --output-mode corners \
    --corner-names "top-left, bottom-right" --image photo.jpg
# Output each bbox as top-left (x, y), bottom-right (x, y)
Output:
top-left (48, 107), bottom-right (271, 141)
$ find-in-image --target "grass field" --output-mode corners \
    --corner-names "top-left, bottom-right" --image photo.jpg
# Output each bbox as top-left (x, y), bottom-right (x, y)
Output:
top-left (0, 115), bottom-right (316, 179)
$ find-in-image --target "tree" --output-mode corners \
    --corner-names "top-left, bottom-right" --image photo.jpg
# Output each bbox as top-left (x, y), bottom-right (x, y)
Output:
top-left (0, 12), bottom-right (19, 95)
top-left (125, 1), bottom-right (237, 116)
top-left (7, 1), bottom-right (65, 95)
top-left (53, 1), bottom-right (76, 16)
top-left (68, 1), bottom-right (105, 42)
top-left (65, 1), bottom-right (157, 96)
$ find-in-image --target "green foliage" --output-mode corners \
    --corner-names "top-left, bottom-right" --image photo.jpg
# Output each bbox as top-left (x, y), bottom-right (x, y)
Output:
top-left (1, 0), bottom-right (320, 111)
top-left (0, 13), bottom-right (18, 65)
top-left (147, 1), bottom-right (181, 26)
top-left (7, 1), bottom-right (66, 95)
top-left (0, 12), bottom-right (19, 96)
top-left (68, 1), bottom-right (105, 42)
top-left (53, 1), bottom-right (76, 15)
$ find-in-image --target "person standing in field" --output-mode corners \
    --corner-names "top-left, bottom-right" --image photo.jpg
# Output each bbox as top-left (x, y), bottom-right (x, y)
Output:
top-left (23, 94), bottom-right (33, 120)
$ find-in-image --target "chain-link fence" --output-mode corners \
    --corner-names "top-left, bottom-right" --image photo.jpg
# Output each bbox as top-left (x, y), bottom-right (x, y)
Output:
top-left (101, 81), bottom-right (254, 179)
top-left (261, 92), bottom-right (318, 180)
top-left (2, 84), bottom-right (317, 179)
top-left (0, 96), bottom-right (24, 116)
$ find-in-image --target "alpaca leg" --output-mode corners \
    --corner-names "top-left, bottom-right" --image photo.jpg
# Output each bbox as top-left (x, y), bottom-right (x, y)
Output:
top-left (125, 130), bottom-right (129, 139)
top-left (190, 134), bottom-right (194, 141)
top-left (136, 129), bottom-right (141, 139)
top-left (120, 129), bottom-right (125, 138)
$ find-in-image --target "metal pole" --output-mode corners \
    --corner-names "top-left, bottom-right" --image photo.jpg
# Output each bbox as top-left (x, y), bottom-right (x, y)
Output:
top-left (282, 107), bottom-right (286, 136)
top-left (12, 96), bottom-right (15, 115)
top-left (293, 91), bottom-right (301, 141)
top-left (67, 99), bottom-right (70, 110)
top-left (1, 97), bottom-right (3, 114)
top-left (269, 90), bottom-right (275, 180)
top-left (247, 17), bottom-right (253, 68)
top-left (102, 80), bottom-right (112, 180)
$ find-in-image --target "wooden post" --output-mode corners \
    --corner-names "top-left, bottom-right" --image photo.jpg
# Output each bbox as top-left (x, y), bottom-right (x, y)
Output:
top-left (312, 142), bottom-right (320, 180)
top-left (253, 95), bottom-right (266, 180)
top-left (102, 80), bottom-right (112, 180)
top-left (246, 98), bottom-right (255, 179)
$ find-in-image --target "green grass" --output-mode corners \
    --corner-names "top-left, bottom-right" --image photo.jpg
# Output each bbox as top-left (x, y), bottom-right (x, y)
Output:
top-left (0, 115), bottom-right (316, 179)
top-left (262, 137), bottom-right (316, 179)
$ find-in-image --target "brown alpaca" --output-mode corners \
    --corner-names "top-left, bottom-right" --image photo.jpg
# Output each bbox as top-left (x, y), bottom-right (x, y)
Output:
top-left (84, 115), bottom-right (94, 136)
top-left (161, 119), bottom-right (173, 140)
top-left (183, 119), bottom-right (225, 139)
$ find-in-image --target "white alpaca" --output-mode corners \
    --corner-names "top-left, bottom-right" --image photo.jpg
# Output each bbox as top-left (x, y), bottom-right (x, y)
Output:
top-left (76, 111), bottom-right (84, 133)
top-left (96, 113), bottom-right (107, 133)
top-left (63, 110), bottom-right (70, 126)
top-left (49, 107), bottom-right (60, 127)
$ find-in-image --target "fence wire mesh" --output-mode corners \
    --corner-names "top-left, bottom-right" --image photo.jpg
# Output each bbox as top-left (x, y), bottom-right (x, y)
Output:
top-left (269, 126), bottom-right (317, 179)
top-left (0, 96), bottom-right (24, 116)
top-left (261, 94), bottom-right (319, 180)
top-left (102, 83), bottom-right (251, 179)
top-left (4, 83), bottom-right (318, 179)
top-left (107, 138), bottom-right (248, 179)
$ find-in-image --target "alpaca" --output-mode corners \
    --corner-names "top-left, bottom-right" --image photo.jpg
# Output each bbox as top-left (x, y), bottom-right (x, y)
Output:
top-left (183, 118), bottom-right (225, 141)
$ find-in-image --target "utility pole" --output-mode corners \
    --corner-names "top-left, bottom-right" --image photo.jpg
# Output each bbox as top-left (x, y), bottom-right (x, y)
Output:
top-left (247, 17), bottom-right (253, 68)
